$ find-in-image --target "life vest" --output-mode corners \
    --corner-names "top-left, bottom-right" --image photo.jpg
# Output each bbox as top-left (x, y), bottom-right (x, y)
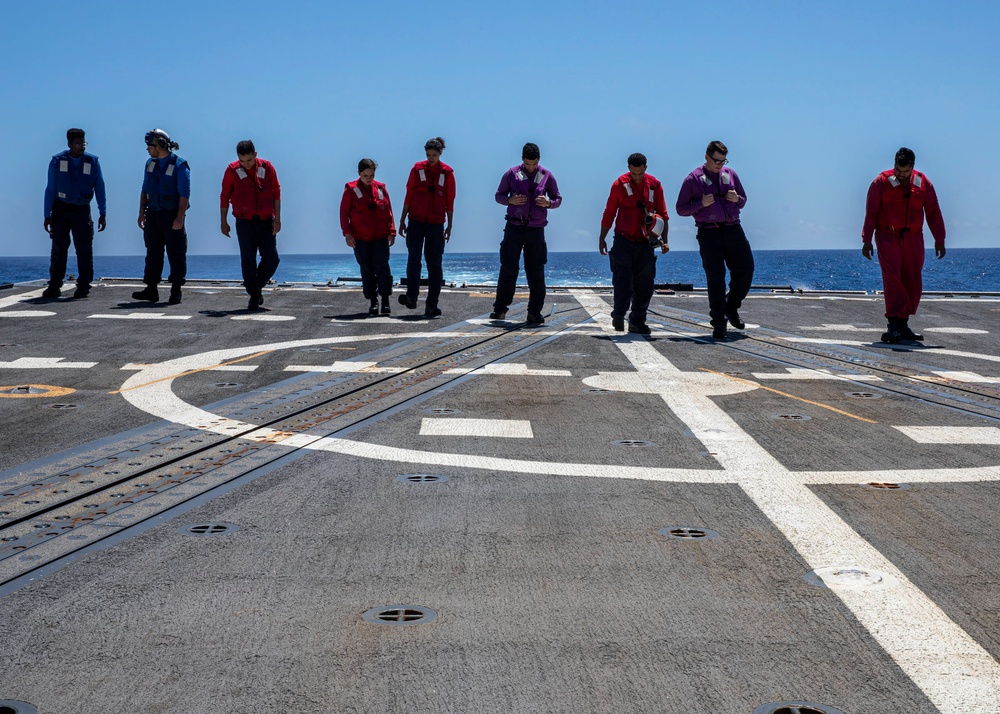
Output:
top-left (53, 151), bottom-right (97, 203)
top-left (876, 169), bottom-right (930, 234)
top-left (144, 153), bottom-right (188, 211)
top-left (408, 161), bottom-right (454, 224)
top-left (228, 159), bottom-right (278, 219)
top-left (342, 180), bottom-right (394, 241)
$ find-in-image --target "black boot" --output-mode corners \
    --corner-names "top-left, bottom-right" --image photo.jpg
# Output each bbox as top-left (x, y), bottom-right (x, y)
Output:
top-left (380, 296), bottom-right (391, 315)
top-left (42, 285), bottom-right (61, 299)
top-left (132, 286), bottom-right (159, 302)
top-left (881, 318), bottom-right (902, 343)
top-left (368, 298), bottom-right (379, 316)
top-left (897, 319), bottom-right (924, 341)
top-left (168, 285), bottom-right (182, 305)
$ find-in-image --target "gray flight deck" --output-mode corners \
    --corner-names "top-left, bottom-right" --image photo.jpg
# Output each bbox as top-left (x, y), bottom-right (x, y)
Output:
top-left (1, 278), bottom-right (999, 714)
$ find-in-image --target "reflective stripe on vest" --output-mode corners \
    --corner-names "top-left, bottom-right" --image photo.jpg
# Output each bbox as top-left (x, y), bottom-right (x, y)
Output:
top-left (377, 187), bottom-right (384, 200)
top-left (515, 170), bottom-right (526, 181)
top-left (914, 174), bottom-right (923, 188)
top-left (353, 186), bottom-right (363, 198)
top-left (623, 183), bottom-right (633, 196)
top-left (622, 182), bottom-right (655, 203)
top-left (166, 163), bottom-right (174, 177)
top-left (418, 169), bottom-right (426, 182)
top-left (439, 173), bottom-right (446, 187)
top-left (236, 168), bottom-right (247, 179)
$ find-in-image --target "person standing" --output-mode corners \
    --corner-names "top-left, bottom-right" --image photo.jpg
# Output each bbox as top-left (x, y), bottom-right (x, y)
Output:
top-left (598, 153), bottom-right (669, 334)
top-left (675, 140), bottom-right (753, 339)
top-left (398, 137), bottom-right (456, 317)
top-left (42, 128), bottom-right (107, 299)
top-left (491, 142), bottom-right (562, 324)
top-left (133, 129), bottom-right (190, 305)
top-left (220, 140), bottom-right (282, 311)
top-left (862, 147), bottom-right (946, 343)
top-left (340, 158), bottom-right (396, 316)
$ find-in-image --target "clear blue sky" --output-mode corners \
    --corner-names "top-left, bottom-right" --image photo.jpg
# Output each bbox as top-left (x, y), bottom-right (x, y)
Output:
top-left (2, 0), bottom-right (997, 257)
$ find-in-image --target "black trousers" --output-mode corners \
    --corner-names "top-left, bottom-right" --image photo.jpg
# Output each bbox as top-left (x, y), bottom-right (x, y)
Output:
top-left (352, 238), bottom-right (393, 300)
top-left (609, 235), bottom-right (657, 325)
top-left (696, 223), bottom-right (754, 326)
top-left (49, 201), bottom-right (94, 289)
top-left (142, 209), bottom-right (187, 288)
top-left (494, 223), bottom-right (547, 313)
top-left (235, 218), bottom-right (280, 296)
top-left (404, 219), bottom-right (445, 309)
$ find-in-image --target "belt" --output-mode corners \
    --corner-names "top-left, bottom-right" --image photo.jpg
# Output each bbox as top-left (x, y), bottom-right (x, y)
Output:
top-left (697, 221), bottom-right (739, 229)
top-left (505, 215), bottom-right (530, 226)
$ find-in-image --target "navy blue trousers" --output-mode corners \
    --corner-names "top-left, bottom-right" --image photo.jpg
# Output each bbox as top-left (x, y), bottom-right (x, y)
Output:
top-left (235, 218), bottom-right (280, 296)
top-left (494, 223), bottom-right (547, 313)
top-left (353, 238), bottom-right (393, 300)
top-left (49, 201), bottom-right (94, 290)
top-left (404, 220), bottom-right (445, 309)
top-left (609, 235), bottom-right (657, 326)
top-left (696, 223), bottom-right (754, 326)
top-left (142, 210), bottom-right (187, 288)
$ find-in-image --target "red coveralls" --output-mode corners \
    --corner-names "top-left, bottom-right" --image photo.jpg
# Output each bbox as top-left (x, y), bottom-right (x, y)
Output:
top-left (862, 169), bottom-right (945, 319)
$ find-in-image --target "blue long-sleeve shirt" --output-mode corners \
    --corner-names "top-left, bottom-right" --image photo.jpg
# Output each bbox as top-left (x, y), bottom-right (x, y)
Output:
top-left (44, 151), bottom-right (107, 218)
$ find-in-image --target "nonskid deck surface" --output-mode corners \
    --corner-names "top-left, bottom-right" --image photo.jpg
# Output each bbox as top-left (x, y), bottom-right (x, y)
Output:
top-left (1, 280), bottom-right (999, 714)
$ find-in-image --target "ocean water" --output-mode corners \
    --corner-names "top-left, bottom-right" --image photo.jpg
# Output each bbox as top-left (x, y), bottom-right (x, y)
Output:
top-left (2, 249), bottom-right (998, 293)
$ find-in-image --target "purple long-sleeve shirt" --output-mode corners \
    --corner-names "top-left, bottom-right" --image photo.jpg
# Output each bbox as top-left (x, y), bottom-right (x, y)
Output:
top-left (675, 165), bottom-right (747, 225)
top-left (495, 164), bottom-right (562, 227)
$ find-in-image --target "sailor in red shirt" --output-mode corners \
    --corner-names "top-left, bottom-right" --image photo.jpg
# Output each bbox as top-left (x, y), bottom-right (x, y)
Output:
top-left (598, 153), bottom-right (669, 334)
top-left (220, 140), bottom-right (281, 311)
top-left (397, 137), bottom-right (456, 317)
top-left (862, 147), bottom-right (946, 343)
top-left (340, 158), bottom-right (396, 316)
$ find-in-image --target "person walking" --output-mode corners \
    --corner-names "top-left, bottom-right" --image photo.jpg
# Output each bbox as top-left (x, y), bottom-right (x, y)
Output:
top-left (340, 158), bottom-right (396, 316)
top-left (133, 129), bottom-right (190, 305)
top-left (42, 128), bottom-right (107, 299)
top-left (675, 140), bottom-right (753, 339)
top-left (220, 140), bottom-right (282, 311)
top-left (862, 147), bottom-right (946, 343)
top-left (490, 142), bottom-right (562, 324)
top-left (397, 137), bottom-right (455, 318)
top-left (598, 153), bottom-right (669, 334)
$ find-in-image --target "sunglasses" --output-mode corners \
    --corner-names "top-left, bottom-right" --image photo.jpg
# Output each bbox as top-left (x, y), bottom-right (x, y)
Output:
top-left (708, 156), bottom-right (728, 165)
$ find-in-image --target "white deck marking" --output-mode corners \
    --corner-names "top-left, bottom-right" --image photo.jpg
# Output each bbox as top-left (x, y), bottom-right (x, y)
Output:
top-left (284, 361), bottom-right (406, 374)
top-left (925, 327), bottom-right (989, 334)
top-left (89, 313), bottom-right (191, 321)
top-left (783, 337), bottom-right (1000, 365)
top-left (443, 364), bottom-right (572, 377)
top-left (114, 315), bottom-right (1000, 712)
top-left (230, 314), bottom-right (295, 321)
top-left (0, 310), bottom-right (57, 318)
top-left (894, 426), bottom-right (1000, 444)
top-left (420, 418), bottom-right (533, 438)
top-left (0, 289), bottom-right (45, 308)
top-left (751, 367), bottom-right (883, 382)
top-left (926, 370), bottom-right (1000, 383)
top-left (0, 357), bottom-right (97, 369)
top-left (798, 323), bottom-right (876, 332)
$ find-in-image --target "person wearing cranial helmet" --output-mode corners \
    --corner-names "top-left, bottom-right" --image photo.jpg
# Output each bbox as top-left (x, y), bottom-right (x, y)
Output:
top-left (133, 128), bottom-right (190, 305)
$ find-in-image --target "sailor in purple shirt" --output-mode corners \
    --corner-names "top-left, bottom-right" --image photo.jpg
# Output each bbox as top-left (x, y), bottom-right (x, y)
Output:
top-left (675, 140), bottom-right (754, 339)
top-left (490, 142), bottom-right (562, 324)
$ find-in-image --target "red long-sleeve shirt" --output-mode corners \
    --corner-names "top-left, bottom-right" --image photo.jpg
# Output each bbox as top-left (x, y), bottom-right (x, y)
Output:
top-left (220, 158), bottom-right (280, 219)
top-left (403, 160), bottom-right (455, 224)
top-left (340, 179), bottom-right (396, 242)
top-left (601, 173), bottom-right (669, 241)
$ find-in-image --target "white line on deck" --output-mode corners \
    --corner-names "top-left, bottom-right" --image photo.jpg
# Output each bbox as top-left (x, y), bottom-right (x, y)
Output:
top-left (88, 313), bottom-right (191, 321)
top-left (751, 367), bottom-right (883, 382)
top-left (284, 361), bottom-right (406, 374)
top-left (443, 364), bottom-right (572, 376)
top-left (0, 357), bottom-right (97, 369)
top-left (894, 426), bottom-right (1000, 444)
top-left (420, 418), bottom-right (533, 438)
top-left (925, 370), bottom-right (1000, 383)
top-left (0, 310), bottom-right (57, 318)
top-left (230, 314), bottom-right (296, 321)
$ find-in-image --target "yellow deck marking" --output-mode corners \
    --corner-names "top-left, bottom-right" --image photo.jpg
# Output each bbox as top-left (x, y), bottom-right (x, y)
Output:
top-left (699, 367), bottom-right (878, 424)
top-left (109, 351), bottom-right (273, 395)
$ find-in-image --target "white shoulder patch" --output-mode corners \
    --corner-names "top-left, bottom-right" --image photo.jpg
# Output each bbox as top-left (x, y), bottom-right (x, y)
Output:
top-left (438, 173), bottom-right (446, 187)
top-left (257, 166), bottom-right (266, 179)
top-left (913, 174), bottom-right (923, 188)
top-left (353, 186), bottom-right (363, 198)
top-left (418, 169), bottom-right (426, 182)
top-left (83, 162), bottom-right (91, 175)
top-left (59, 160), bottom-right (68, 173)
top-left (236, 168), bottom-right (247, 179)
top-left (165, 164), bottom-right (175, 177)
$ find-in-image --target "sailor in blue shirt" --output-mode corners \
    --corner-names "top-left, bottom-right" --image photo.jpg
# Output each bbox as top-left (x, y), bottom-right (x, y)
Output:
top-left (42, 128), bottom-right (107, 299)
top-left (133, 129), bottom-right (191, 305)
